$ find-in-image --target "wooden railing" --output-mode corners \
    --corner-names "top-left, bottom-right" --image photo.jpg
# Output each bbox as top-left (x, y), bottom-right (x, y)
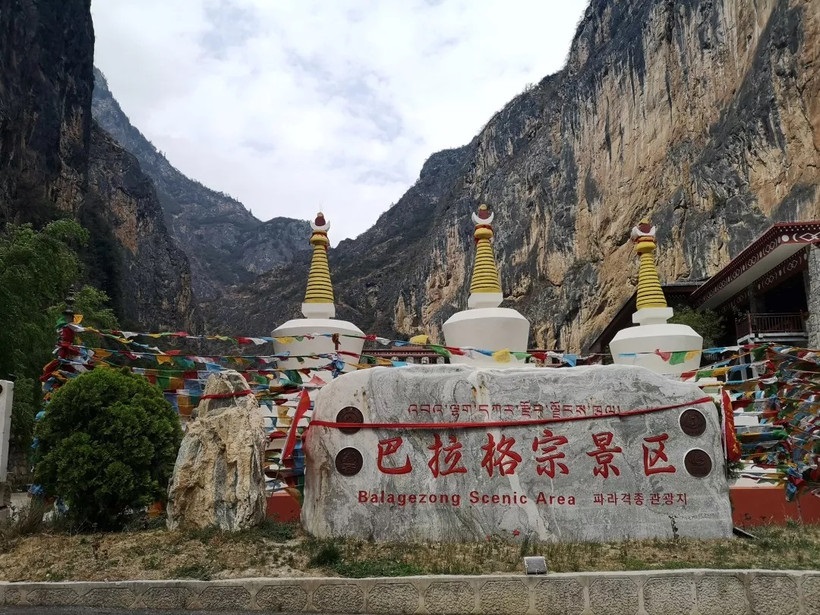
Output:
top-left (735, 312), bottom-right (806, 339)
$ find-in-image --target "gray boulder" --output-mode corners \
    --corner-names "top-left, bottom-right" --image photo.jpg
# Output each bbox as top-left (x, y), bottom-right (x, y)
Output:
top-left (167, 371), bottom-right (266, 531)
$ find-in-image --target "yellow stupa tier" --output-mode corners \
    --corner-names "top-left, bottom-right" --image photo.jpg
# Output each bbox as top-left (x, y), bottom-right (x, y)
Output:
top-left (303, 212), bottom-right (335, 309)
top-left (609, 218), bottom-right (702, 377)
top-left (469, 205), bottom-right (502, 296)
top-left (273, 211), bottom-right (364, 373)
top-left (633, 218), bottom-right (668, 310)
top-left (444, 204), bottom-right (529, 367)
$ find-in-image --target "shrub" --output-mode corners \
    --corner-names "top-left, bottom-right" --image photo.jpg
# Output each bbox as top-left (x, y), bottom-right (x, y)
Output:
top-left (33, 368), bottom-right (182, 530)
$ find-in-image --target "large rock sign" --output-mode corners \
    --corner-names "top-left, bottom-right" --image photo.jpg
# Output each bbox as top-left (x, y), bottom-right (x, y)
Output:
top-left (167, 371), bottom-right (267, 531)
top-left (302, 365), bottom-right (733, 542)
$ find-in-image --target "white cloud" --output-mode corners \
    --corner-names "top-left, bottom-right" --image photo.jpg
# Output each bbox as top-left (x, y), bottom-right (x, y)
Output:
top-left (91, 0), bottom-right (588, 241)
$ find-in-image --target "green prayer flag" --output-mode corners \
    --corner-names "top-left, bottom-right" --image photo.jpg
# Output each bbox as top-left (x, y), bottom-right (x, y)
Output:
top-left (669, 351), bottom-right (688, 365)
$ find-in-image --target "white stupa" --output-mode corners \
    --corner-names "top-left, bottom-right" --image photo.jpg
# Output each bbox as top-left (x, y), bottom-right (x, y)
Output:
top-left (609, 219), bottom-right (702, 377)
top-left (272, 213), bottom-right (364, 373)
top-left (442, 204), bottom-right (530, 367)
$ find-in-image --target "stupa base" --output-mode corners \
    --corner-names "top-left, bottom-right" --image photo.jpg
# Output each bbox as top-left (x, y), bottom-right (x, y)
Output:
top-left (443, 307), bottom-right (529, 369)
top-left (272, 318), bottom-right (364, 372)
top-left (610, 323), bottom-right (702, 377)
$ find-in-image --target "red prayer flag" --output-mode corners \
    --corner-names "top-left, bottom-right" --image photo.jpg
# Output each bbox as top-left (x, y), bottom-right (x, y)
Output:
top-left (282, 389), bottom-right (311, 460)
top-left (722, 389), bottom-right (742, 462)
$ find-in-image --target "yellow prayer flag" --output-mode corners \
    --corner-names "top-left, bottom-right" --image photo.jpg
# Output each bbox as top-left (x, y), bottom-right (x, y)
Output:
top-left (409, 334), bottom-right (429, 345)
top-left (492, 348), bottom-right (512, 363)
top-left (72, 314), bottom-right (83, 324)
top-left (278, 336), bottom-right (296, 344)
top-left (156, 355), bottom-right (173, 364)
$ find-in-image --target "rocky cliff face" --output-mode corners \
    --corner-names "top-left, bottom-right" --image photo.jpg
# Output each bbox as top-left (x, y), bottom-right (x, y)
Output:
top-left (209, 0), bottom-right (819, 349)
top-left (0, 0), bottom-right (197, 330)
top-left (91, 70), bottom-right (310, 301)
top-left (84, 125), bottom-right (197, 329)
top-left (0, 0), bottom-right (94, 223)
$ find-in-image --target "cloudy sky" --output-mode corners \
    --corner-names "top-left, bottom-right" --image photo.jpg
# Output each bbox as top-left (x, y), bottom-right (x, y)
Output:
top-left (92, 0), bottom-right (588, 242)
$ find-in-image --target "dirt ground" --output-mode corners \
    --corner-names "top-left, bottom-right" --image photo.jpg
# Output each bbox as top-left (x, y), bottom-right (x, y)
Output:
top-left (0, 512), bottom-right (817, 582)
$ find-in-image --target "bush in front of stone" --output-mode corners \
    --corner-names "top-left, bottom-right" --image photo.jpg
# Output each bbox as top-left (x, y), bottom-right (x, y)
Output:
top-left (33, 368), bottom-right (182, 530)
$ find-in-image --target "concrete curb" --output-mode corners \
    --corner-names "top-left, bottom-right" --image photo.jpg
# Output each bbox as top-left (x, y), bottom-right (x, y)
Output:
top-left (0, 569), bottom-right (817, 613)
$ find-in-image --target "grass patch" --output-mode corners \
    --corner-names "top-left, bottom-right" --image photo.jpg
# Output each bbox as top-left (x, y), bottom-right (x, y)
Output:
top-left (0, 499), bottom-right (49, 543)
top-left (309, 541), bottom-right (342, 567)
top-left (183, 520), bottom-right (298, 545)
top-left (171, 563), bottom-right (212, 580)
top-left (183, 525), bottom-right (221, 544)
top-left (306, 539), bottom-right (424, 577)
top-left (335, 559), bottom-right (424, 578)
top-left (251, 520), bottom-right (298, 542)
top-left (0, 518), bottom-right (817, 581)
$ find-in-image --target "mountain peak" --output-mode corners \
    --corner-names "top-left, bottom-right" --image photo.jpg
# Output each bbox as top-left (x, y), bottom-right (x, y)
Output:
top-left (91, 70), bottom-right (310, 300)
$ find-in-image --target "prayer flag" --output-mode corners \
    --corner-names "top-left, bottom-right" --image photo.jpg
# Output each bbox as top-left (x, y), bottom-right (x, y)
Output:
top-left (722, 389), bottom-right (742, 462)
top-left (282, 389), bottom-right (311, 461)
top-left (492, 349), bottom-right (512, 363)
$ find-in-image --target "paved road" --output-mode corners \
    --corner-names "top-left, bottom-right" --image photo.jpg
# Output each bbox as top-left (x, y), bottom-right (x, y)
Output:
top-left (0, 610), bottom-right (249, 615)
top-left (0, 609), bottom-right (353, 615)
top-left (0, 609), bottom-right (336, 615)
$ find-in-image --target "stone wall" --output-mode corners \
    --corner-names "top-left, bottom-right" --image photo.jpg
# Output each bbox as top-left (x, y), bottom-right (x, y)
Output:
top-left (0, 570), bottom-right (816, 613)
top-left (807, 245), bottom-right (820, 349)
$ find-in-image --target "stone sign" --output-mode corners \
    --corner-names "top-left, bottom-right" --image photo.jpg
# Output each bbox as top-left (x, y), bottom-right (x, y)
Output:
top-left (302, 365), bottom-right (733, 542)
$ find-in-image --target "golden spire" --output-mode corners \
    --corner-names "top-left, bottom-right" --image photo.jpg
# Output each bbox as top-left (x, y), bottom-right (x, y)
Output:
top-left (630, 218), bottom-right (667, 310)
top-left (469, 204), bottom-right (502, 296)
top-left (304, 212), bottom-right (334, 306)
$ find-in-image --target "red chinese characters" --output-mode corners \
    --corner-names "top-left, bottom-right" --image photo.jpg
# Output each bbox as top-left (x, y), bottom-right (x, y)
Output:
top-left (377, 436), bottom-right (412, 474)
top-left (532, 429), bottom-right (569, 478)
top-left (427, 434), bottom-right (467, 477)
top-left (481, 434), bottom-right (522, 477)
top-left (586, 431), bottom-right (623, 478)
top-left (642, 433), bottom-right (676, 475)
top-left (371, 428), bottom-right (680, 479)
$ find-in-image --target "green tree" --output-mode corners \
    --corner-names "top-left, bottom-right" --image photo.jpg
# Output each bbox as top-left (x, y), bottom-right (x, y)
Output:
top-left (48, 285), bottom-right (119, 330)
top-left (0, 219), bottom-right (119, 447)
top-left (669, 306), bottom-right (725, 348)
top-left (0, 220), bottom-right (87, 382)
top-left (0, 221), bottom-right (85, 448)
top-left (33, 368), bottom-right (182, 530)
top-left (0, 221), bottom-right (120, 449)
